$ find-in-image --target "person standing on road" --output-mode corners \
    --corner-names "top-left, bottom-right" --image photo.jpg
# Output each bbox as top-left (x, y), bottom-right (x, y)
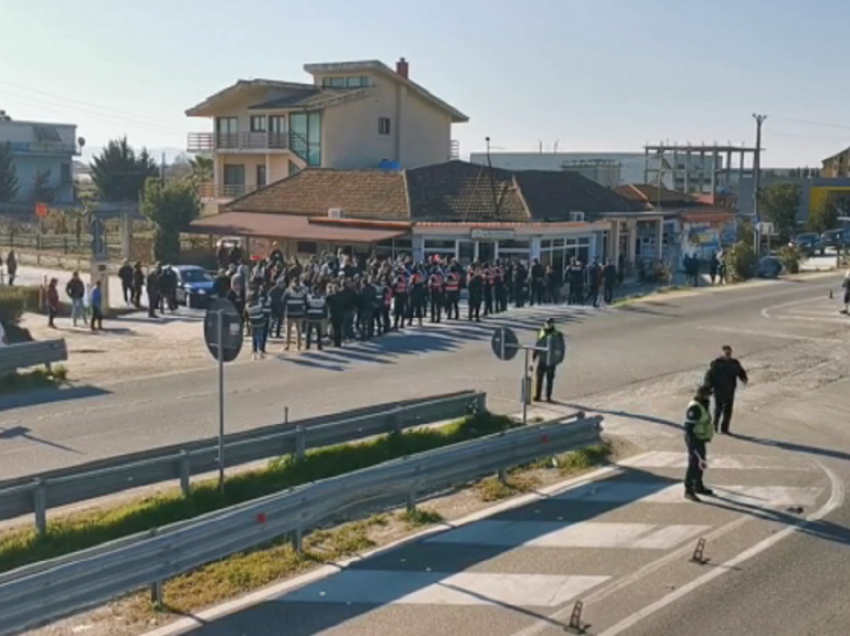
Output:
top-left (90, 280), bottom-right (104, 331)
top-left (282, 278), bottom-right (307, 351)
top-left (532, 317), bottom-right (562, 402)
top-left (247, 289), bottom-right (270, 360)
top-left (146, 265), bottom-right (161, 319)
top-left (305, 287), bottom-right (329, 350)
top-left (842, 268), bottom-right (850, 314)
top-left (684, 384), bottom-right (715, 502)
top-left (444, 268), bottom-right (461, 319)
top-left (66, 271), bottom-right (86, 327)
top-left (6, 250), bottom-right (16, 286)
top-left (704, 345), bottom-right (748, 434)
top-left (132, 262), bottom-right (145, 309)
top-left (118, 260), bottom-right (134, 305)
top-left (46, 278), bottom-right (59, 328)
top-left (468, 265), bottom-right (483, 322)
top-left (603, 259), bottom-right (617, 305)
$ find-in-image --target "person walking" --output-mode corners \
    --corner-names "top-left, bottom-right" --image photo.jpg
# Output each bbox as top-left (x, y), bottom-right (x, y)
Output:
top-left (132, 262), bottom-right (145, 309)
top-left (146, 265), bottom-right (161, 319)
top-left (66, 271), bottom-right (86, 327)
top-left (46, 278), bottom-right (59, 328)
top-left (269, 277), bottom-right (286, 339)
top-left (603, 259), bottom-right (617, 305)
top-left (704, 345), bottom-right (748, 434)
top-left (683, 385), bottom-right (715, 502)
top-left (6, 250), bottom-right (16, 286)
top-left (118, 261), bottom-right (134, 305)
top-left (532, 317), bottom-right (563, 402)
top-left (90, 280), bottom-right (104, 331)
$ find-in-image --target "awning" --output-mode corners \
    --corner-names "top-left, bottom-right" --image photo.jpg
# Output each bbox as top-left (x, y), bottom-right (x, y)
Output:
top-left (190, 212), bottom-right (410, 244)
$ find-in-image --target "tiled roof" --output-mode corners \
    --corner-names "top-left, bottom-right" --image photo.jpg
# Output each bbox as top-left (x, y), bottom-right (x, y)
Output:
top-left (226, 161), bottom-right (637, 224)
top-left (615, 184), bottom-right (695, 206)
top-left (248, 87), bottom-right (370, 110)
top-left (513, 171), bottom-right (641, 220)
top-left (405, 160), bottom-right (528, 222)
top-left (228, 169), bottom-right (408, 220)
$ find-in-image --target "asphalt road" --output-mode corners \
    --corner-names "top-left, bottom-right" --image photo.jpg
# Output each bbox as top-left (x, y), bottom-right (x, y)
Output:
top-left (0, 274), bottom-right (846, 479)
top-left (6, 272), bottom-right (850, 636)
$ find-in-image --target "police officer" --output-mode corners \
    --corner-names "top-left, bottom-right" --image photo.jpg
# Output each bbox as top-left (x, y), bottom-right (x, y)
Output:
top-left (428, 266), bottom-right (444, 323)
top-left (684, 385), bottom-right (715, 502)
top-left (410, 268), bottom-right (427, 326)
top-left (532, 317), bottom-right (562, 402)
top-left (467, 265), bottom-right (483, 322)
top-left (392, 271), bottom-right (408, 331)
top-left (444, 269), bottom-right (461, 320)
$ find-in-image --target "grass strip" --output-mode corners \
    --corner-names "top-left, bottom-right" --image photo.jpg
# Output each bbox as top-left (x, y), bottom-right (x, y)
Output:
top-left (0, 365), bottom-right (67, 395)
top-left (0, 411), bottom-right (513, 574)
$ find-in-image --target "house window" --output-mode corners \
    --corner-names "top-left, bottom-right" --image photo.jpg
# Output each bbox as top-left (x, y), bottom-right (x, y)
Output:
top-left (297, 241), bottom-right (318, 254)
top-left (250, 115), bottom-right (267, 133)
top-left (215, 117), bottom-right (238, 148)
top-left (322, 77), bottom-right (347, 88)
top-left (378, 117), bottom-right (391, 135)
top-left (256, 165), bottom-right (267, 188)
top-left (290, 112), bottom-right (322, 166)
top-left (346, 76), bottom-right (369, 88)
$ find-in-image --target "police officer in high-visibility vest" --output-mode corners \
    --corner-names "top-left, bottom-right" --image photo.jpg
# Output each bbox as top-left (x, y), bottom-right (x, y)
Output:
top-left (684, 385), bottom-right (715, 502)
top-left (392, 272), bottom-right (408, 331)
top-left (428, 267), bottom-right (444, 323)
top-left (444, 270), bottom-right (461, 320)
top-left (532, 318), bottom-right (562, 402)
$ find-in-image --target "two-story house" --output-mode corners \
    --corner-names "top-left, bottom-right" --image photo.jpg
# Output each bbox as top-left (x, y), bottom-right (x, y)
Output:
top-left (0, 112), bottom-right (79, 206)
top-left (185, 58), bottom-right (467, 211)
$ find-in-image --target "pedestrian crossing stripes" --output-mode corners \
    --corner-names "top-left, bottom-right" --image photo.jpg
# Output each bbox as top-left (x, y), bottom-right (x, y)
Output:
top-left (269, 452), bottom-right (826, 613)
top-left (623, 451), bottom-right (817, 471)
top-left (425, 521), bottom-right (709, 550)
top-left (279, 571), bottom-right (610, 607)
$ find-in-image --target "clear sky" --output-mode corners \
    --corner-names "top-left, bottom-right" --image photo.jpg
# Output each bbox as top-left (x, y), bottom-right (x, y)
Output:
top-left (1, 0), bottom-right (848, 166)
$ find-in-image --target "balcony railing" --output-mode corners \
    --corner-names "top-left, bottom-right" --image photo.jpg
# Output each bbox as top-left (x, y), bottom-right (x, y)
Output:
top-left (5, 142), bottom-right (80, 156)
top-left (197, 182), bottom-right (263, 200)
top-left (187, 132), bottom-right (289, 152)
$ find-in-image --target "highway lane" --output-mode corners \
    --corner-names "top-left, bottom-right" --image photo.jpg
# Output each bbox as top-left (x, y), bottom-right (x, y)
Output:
top-left (0, 274), bottom-right (844, 479)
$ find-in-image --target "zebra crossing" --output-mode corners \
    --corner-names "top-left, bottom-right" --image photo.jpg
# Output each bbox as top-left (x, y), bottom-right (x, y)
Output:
top-left (269, 450), bottom-right (827, 636)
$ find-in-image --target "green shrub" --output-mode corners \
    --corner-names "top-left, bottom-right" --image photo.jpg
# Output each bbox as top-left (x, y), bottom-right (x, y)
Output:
top-left (777, 245), bottom-right (801, 274)
top-left (724, 241), bottom-right (757, 282)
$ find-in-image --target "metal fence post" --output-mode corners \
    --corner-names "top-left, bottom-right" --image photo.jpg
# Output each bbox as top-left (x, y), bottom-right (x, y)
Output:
top-left (295, 425), bottom-right (306, 462)
top-left (497, 468), bottom-right (507, 484)
top-left (392, 406), bottom-right (404, 435)
top-left (406, 487), bottom-right (417, 512)
top-left (149, 528), bottom-right (164, 609)
top-left (33, 479), bottom-right (47, 536)
top-left (178, 451), bottom-right (191, 497)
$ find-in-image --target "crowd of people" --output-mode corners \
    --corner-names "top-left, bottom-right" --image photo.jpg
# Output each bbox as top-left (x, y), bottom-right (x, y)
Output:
top-left (205, 243), bottom-right (622, 359)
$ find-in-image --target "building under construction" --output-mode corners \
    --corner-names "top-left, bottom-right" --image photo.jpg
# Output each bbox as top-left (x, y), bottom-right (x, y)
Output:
top-left (644, 143), bottom-right (759, 195)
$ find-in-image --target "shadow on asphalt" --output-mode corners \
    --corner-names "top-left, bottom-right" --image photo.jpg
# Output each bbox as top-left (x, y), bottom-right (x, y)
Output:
top-left (0, 385), bottom-right (111, 413)
top-left (0, 425), bottom-right (82, 454)
top-left (563, 404), bottom-right (682, 434)
top-left (177, 467), bottom-right (679, 636)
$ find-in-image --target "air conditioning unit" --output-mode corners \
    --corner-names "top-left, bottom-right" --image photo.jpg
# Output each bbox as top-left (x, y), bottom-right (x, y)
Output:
top-left (569, 211), bottom-right (585, 222)
top-left (328, 208), bottom-right (344, 219)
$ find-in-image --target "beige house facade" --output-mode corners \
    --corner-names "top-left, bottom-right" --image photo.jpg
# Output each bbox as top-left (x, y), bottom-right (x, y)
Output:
top-left (186, 58), bottom-right (467, 213)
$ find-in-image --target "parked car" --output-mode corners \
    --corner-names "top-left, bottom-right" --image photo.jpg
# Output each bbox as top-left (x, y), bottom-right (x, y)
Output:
top-left (173, 265), bottom-right (215, 308)
top-left (757, 255), bottom-right (783, 279)
top-left (789, 232), bottom-right (823, 256)
top-left (820, 229), bottom-right (848, 254)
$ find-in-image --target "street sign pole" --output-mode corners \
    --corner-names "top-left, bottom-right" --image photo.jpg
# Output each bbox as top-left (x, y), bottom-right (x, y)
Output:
top-left (522, 348), bottom-right (530, 426)
top-left (217, 309), bottom-right (225, 491)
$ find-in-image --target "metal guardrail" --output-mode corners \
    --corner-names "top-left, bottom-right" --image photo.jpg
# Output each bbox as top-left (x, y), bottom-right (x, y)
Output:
top-left (0, 413), bottom-right (602, 636)
top-left (0, 391), bottom-right (485, 532)
top-left (0, 339), bottom-right (67, 377)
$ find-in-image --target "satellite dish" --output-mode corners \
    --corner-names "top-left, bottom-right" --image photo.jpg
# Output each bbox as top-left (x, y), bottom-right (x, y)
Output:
top-left (77, 137), bottom-right (86, 148)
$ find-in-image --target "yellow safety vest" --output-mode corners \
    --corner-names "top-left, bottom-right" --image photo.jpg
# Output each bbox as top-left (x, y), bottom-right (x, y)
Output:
top-left (687, 400), bottom-right (713, 442)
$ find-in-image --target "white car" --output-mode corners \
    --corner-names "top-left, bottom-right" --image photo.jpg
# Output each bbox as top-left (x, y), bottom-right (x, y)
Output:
top-left (0, 320), bottom-right (7, 347)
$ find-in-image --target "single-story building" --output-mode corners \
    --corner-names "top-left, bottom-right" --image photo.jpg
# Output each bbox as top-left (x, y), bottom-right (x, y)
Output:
top-left (190, 160), bottom-right (644, 269)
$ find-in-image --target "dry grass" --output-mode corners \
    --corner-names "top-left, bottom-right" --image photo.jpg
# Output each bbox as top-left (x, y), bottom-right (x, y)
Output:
top-left (398, 508), bottom-right (445, 527)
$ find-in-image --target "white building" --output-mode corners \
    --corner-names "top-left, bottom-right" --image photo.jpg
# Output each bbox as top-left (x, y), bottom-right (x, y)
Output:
top-left (186, 58), bottom-right (467, 213)
top-left (0, 112), bottom-right (79, 206)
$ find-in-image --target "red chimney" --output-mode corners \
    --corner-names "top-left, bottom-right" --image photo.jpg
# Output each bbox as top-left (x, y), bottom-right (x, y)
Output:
top-left (396, 57), bottom-right (409, 79)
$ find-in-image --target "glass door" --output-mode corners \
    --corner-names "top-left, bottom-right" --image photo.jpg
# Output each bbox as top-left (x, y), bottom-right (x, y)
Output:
top-left (458, 240), bottom-right (475, 265)
top-left (477, 241), bottom-right (495, 264)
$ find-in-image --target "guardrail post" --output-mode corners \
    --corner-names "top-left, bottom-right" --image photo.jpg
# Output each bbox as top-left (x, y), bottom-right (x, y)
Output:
top-left (392, 407), bottom-right (404, 435)
top-left (33, 479), bottom-right (47, 536)
top-left (150, 580), bottom-right (164, 610)
top-left (295, 425), bottom-right (306, 462)
top-left (474, 392), bottom-right (486, 416)
top-left (497, 468), bottom-right (507, 484)
top-left (178, 451), bottom-right (191, 497)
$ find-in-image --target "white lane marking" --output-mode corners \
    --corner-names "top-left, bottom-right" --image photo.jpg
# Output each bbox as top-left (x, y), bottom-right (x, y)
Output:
top-left (625, 451), bottom-right (817, 471)
top-left (597, 461), bottom-right (844, 635)
top-left (697, 325), bottom-right (842, 343)
top-left (425, 521), bottom-right (709, 550)
top-left (761, 296), bottom-right (824, 319)
top-left (762, 296), bottom-right (849, 324)
top-left (555, 481), bottom-right (822, 508)
top-left (277, 570), bottom-right (610, 607)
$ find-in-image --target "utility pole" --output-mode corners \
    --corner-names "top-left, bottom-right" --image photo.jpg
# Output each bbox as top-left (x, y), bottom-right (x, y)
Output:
top-left (753, 114), bottom-right (767, 256)
top-left (161, 151), bottom-right (167, 185)
top-left (485, 136), bottom-right (501, 221)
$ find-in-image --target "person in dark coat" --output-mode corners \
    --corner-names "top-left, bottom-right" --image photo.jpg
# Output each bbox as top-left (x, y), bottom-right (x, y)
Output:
top-left (514, 262), bottom-right (528, 308)
top-left (132, 262), bottom-right (145, 309)
top-left (118, 261), bottom-right (134, 305)
top-left (586, 259), bottom-right (601, 307)
top-left (704, 345), bottom-right (749, 434)
top-left (603, 259), bottom-right (617, 304)
top-left (467, 265), bottom-right (483, 322)
top-left (6, 250), bottom-right (16, 286)
top-left (146, 265), bottom-right (160, 318)
top-left (530, 258), bottom-right (545, 305)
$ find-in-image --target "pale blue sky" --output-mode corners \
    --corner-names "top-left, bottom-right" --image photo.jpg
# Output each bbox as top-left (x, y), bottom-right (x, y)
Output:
top-left (1, 0), bottom-right (848, 166)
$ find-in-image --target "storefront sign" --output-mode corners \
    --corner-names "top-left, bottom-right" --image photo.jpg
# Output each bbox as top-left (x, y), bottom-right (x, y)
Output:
top-left (470, 228), bottom-right (515, 241)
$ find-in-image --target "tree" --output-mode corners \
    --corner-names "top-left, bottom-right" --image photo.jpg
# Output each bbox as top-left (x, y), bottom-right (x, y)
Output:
top-left (141, 178), bottom-right (200, 263)
top-left (810, 190), bottom-right (850, 234)
top-left (32, 169), bottom-right (55, 204)
top-left (759, 182), bottom-right (801, 241)
top-left (91, 137), bottom-right (158, 202)
top-left (0, 142), bottom-right (19, 203)
top-left (188, 155), bottom-right (213, 182)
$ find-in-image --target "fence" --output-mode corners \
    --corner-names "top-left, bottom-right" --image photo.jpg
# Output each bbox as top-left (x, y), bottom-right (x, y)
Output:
top-left (0, 413), bottom-right (602, 636)
top-left (0, 232), bottom-right (123, 257)
top-left (0, 391), bottom-right (485, 533)
top-left (0, 339), bottom-right (67, 377)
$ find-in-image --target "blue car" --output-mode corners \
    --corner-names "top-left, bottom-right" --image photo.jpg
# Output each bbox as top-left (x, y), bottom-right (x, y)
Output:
top-left (173, 265), bottom-right (215, 308)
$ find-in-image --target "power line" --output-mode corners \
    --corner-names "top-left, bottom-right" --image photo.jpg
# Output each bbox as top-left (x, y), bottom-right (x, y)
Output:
top-left (0, 79), bottom-right (186, 131)
top-left (774, 116), bottom-right (850, 131)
